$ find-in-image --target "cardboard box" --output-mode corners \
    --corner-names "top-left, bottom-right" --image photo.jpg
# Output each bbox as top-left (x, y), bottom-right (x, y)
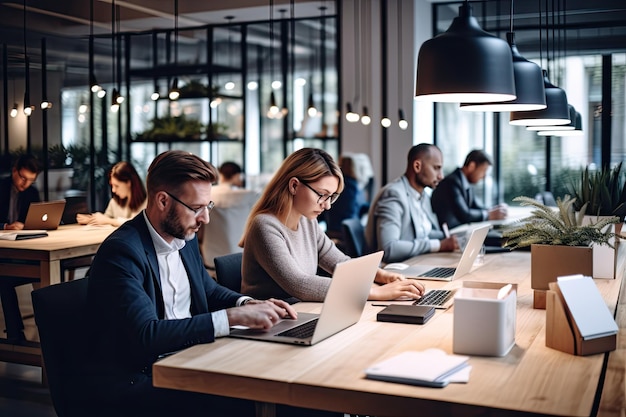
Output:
top-left (531, 244), bottom-right (593, 308)
top-left (546, 277), bottom-right (618, 356)
top-left (453, 282), bottom-right (517, 357)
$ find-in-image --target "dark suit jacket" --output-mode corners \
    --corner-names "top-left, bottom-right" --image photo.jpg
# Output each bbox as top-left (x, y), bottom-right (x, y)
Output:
top-left (86, 214), bottom-right (242, 406)
top-left (0, 175), bottom-right (40, 226)
top-left (431, 168), bottom-right (486, 229)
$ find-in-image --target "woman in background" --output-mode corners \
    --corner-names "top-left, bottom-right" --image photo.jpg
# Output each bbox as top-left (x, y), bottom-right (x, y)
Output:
top-left (77, 161), bottom-right (147, 226)
top-left (240, 147), bottom-right (425, 302)
top-left (324, 154), bottom-right (370, 239)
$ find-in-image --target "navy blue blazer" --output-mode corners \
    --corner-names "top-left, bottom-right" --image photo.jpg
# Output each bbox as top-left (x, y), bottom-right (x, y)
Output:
top-left (0, 175), bottom-right (40, 227)
top-left (431, 168), bottom-right (486, 229)
top-left (87, 214), bottom-right (242, 395)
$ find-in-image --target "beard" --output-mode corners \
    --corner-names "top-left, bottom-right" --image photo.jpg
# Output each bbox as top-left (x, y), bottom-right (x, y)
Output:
top-left (161, 204), bottom-right (198, 241)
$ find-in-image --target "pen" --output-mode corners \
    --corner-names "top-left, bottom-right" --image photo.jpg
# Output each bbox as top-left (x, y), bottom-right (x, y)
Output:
top-left (442, 223), bottom-right (450, 238)
top-left (372, 304), bottom-right (390, 307)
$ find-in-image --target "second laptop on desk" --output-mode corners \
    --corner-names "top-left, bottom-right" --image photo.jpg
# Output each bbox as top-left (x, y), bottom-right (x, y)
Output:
top-left (229, 250), bottom-right (384, 346)
top-left (384, 224), bottom-right (491, 282)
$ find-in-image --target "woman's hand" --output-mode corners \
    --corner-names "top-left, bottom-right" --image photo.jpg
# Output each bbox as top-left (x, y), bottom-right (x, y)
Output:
top-left (374, 267), bottom-right (404, 285)
top-left (368, 279), bottom-right (426, 301)
top-left (76, 213), bottom-right (92, 225)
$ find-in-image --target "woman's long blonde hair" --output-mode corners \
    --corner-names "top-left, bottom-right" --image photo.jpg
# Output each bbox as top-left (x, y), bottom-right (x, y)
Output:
top-left (239, 148), bottom-right (344, 247)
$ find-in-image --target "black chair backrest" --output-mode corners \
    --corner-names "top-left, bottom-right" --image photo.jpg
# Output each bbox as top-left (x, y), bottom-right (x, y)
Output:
top-left (214, 252), bottom-right (243, 292)
top-left (31, 278), bottom-right (90, 417)
top-left (342, 218), bottom-right (365, 258)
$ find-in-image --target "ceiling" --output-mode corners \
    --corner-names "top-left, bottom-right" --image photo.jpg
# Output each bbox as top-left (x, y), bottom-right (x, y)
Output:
top-left (0, 0), bottom-right (337, 86)
top-left (1, 0), bottom-right (625, 87)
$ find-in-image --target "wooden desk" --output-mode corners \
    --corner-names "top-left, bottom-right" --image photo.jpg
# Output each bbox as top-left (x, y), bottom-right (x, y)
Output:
top-left (153, 247), bottom-right (626, 417)
top-left (0, 224), bottom-right (115, 366)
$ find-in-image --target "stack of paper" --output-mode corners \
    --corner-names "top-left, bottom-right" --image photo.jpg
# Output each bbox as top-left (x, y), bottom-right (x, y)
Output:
top-left (364, 348), bottom-right (471, 388)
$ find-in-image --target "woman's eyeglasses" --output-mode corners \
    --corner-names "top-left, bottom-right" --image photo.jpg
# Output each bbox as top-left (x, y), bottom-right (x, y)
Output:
top-left (298, 180), bottom-right (340, 204)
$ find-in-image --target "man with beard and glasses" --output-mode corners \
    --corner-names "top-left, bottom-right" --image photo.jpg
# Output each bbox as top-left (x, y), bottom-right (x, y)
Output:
top-left (86, 151), bottom-right (338, 417)
top-left (365, 143), bottom-right (458, 263)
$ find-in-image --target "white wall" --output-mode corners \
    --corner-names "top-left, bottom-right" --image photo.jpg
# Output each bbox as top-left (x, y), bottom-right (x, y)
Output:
top-left (340, 0), bottom-right (433, 191)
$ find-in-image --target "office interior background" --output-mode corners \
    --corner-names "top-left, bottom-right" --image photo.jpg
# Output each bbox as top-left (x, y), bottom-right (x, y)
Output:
top-left (1, 0), bottom-right (625, 212)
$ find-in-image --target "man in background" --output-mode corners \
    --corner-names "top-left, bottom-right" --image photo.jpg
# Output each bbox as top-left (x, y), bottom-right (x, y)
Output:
top-left (431, 149), bottom-right (508, 230)
top-left (365, 143), bottom-right (457, 263)
top-left (0, 154), bottom-right (41, 343)
top-left (198, 161), bottom-right (259, 275)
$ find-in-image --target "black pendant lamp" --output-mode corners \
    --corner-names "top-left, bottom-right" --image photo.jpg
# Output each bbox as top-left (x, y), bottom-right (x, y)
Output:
top-left (537, 105), bottom-right (582, 136)
top-left (539, 111), bottom-right (582, 136)
top-left (528, 104), bottom-right (575, 131)
top-left (510, 69), bottom-right (569, 126)
top-left (415, 1), bottom-right (516, 103)
top-left (460, 32), bottom-right (546, 112)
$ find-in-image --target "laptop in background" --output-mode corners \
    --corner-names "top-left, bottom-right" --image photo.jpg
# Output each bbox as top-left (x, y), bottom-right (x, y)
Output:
top-left (385, 224), bottom-right (491, 282)
top-left (229, 250), bottom-right (384, 346)
top-left (24, 200), bottom-right (66, 230)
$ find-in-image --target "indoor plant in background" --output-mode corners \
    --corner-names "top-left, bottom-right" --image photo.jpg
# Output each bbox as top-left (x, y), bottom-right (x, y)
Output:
top-left (568, 162), bottom-right (626, 277)
top-left (502, 195), bottom-right (618, 308)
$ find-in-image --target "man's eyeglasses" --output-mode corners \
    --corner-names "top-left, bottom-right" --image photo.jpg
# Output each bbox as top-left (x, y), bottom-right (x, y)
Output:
top-left (165, 191), bottom-right (215, 217)
top-left (298, 180), bottom-right (340, 204)
top-left (16, 170), bottom-right (37, 183)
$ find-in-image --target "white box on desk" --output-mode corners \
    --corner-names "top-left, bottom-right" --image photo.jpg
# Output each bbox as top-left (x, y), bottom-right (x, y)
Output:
top-left (453, 282), bottom-right (517, 357)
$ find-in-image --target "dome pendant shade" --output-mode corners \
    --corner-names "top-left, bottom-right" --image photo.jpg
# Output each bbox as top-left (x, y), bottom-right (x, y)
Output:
top-left (510, 70), bottom-right (570, 126)
top-left (460, 32), bottom-right (546, 111)
top-left (542, 111), bottom-right (583, 136)
top-left (415, 3), bottom-right (516, 103)
top-left (537, 106), bottom-right (582, 136)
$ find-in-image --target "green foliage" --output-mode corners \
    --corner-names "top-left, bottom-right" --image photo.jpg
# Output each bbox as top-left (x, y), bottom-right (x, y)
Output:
top-left (568, 162), bottom-right (626, 221)
top-left (502, 195), bottom-right (619, 249)
top-left (179, 80), bottom-right (212, 98)
top-left (47, 144), bottom-right (71, 168)
top-left (135, 115), bottom-right (204, 141)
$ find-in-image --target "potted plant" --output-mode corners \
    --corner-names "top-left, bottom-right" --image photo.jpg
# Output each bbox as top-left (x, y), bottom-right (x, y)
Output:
top-left (502, 195), bottom-right (618, 308)
top-left (135, 115), bottom-right (205, 141)
top-left (568, 162), bottom-right (626, 223)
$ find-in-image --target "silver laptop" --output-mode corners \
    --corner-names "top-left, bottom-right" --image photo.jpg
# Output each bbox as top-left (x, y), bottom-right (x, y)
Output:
top-left (229, 251), bottom-right (384, 346)
top-left (24, 200), bottom-right (66, 230)
top-left (385, 224), bottom-right (491, 282)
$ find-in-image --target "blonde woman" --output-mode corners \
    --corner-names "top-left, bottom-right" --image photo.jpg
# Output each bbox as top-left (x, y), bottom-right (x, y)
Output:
top-left (240, 148), bottom-right (425, 302)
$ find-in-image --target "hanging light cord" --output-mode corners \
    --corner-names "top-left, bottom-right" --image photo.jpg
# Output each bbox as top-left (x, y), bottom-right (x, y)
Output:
top-left (269, 0), bottom-right (274, 84)
top-left (510, 0), bottom-right (514, 33)
top-left (111, 0), bottom-right (116, 89)
top-left (353, 0), bottom-right (360, 106)
top-left (397, 0), bottom-right (402, 111)
top-left (174, 0), bottom-right (178, 65)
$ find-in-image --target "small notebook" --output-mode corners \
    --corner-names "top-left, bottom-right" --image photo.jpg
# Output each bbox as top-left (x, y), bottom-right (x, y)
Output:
top-left (377, 305), bottom-right (435, 325)
top-left (365, 349), bottom-right (470, 388)
top-left (0, 230), bottom-right (48, 240)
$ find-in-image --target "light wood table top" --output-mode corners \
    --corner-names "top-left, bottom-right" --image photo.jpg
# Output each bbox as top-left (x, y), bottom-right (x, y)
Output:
top-left (153, 246), bottom-right (626, 417)
top-left (0, 224), bottom-right (115, 286)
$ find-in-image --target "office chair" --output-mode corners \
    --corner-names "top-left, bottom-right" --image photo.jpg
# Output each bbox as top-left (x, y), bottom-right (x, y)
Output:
top-left (31, 278), bottom-right (113, 417)
top-left (342, 218), bottom-right (366, 258)
top-left (214, 252), bottom-right (243, 292)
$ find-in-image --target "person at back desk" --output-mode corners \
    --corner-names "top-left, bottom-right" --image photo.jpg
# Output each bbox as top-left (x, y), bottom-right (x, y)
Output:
top-left (0, 154), bottom-right (41, 343)
top-left (76, 161), bottom-right (146, 226)
top-left (431, 149), bottom-right (508, 230)
top-left (365, 143), bottom-right (458, 264)
top-left (198, 161), bottom-right (259, 273)
top-left (87, 150), bottom-right (339, 417)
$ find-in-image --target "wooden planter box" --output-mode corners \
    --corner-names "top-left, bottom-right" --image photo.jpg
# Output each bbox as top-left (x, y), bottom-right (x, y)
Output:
top-left (531, 244), bottom-right (593, 309)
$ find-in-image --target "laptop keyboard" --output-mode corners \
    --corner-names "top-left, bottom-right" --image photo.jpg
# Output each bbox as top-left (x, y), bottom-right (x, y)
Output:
top-left (413, 289), bottom-right (454, 307)
top-left (418, 267), bottom-right (456, 278)
top-left (276, 318), bottom-right (318, 339)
